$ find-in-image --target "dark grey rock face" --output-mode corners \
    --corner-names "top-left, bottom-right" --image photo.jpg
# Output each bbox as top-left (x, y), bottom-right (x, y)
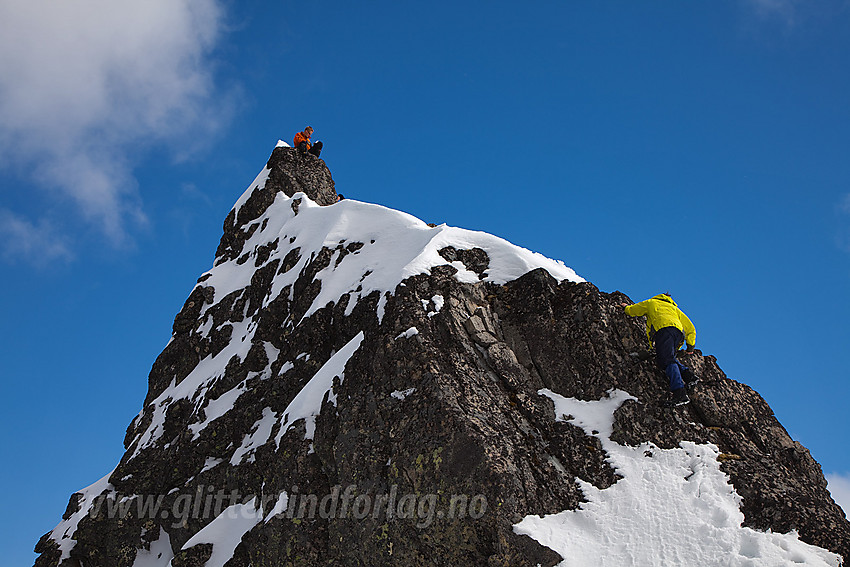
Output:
top-left (493, 270), bottom-right (850, 560)
top-left (216, 147), bottom-right (338, 265)
top-left (34, 149), bottom-right (849, 567)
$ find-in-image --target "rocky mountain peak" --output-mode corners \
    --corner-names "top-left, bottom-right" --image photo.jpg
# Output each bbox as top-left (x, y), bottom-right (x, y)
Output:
top-left (35, 144), bottom-right (849, 567)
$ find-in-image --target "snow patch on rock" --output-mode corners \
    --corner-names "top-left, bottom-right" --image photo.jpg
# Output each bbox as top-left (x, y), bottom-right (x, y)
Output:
top-left (181, 499), bottom-right (262, 567)
top-left (131, 527), bottom-right (173, 567)
top-left (395, 327), bottom-right (419, 340)
top-left (273, 332), bottom-right (365, 449)
top-left (391, 388), bottom-right (416, 400)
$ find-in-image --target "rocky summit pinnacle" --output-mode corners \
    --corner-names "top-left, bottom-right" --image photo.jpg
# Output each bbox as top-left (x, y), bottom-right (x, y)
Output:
top-left (35, 144), bottom-right (849, 567)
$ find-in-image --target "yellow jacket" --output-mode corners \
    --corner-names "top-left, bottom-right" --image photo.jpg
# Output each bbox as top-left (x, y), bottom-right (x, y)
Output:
top-left (624, 294), bottom-right (696, 348)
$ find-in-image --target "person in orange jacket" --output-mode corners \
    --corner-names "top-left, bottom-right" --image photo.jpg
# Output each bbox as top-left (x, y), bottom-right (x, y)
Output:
top-left (293, 126), bottom-right (323, 157)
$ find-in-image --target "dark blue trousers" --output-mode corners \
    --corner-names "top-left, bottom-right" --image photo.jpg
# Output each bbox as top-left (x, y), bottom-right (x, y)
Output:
top-left (654, 326), bottom-right (689, 392)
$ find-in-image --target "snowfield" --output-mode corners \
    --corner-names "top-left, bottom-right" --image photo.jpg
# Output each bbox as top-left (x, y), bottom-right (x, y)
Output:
top-left (514, 389), bottom-right (843, 567)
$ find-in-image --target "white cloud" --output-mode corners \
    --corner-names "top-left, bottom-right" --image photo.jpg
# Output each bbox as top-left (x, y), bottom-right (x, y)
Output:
top-left (827, 472), bottom-right (850, 515)
top-left (0, 0), bottom-right (227, 253)
top-left (837, 194), bottom-right (850, 253)
top-left (0, 208), bottom-right (73, 265)
top-left (746, 0), bottom-right (799, 24)
top-left (840, 193), bottom-right (850, 215)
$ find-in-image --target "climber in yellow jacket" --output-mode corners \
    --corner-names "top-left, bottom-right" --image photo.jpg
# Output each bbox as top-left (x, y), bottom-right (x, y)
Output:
top-left (623, 293), bottom-right (697, 406)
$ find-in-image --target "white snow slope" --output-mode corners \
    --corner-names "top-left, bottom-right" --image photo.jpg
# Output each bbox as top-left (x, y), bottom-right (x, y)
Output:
top-left (514, 389), bottom-right (843, 567)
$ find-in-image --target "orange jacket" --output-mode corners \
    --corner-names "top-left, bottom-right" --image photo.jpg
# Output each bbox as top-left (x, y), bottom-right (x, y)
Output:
top-left (293, 131), bottom-right (311, 150)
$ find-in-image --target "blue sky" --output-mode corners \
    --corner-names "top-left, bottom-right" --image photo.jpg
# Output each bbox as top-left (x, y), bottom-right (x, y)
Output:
top-left (2, 1), bottom-right (849, 564)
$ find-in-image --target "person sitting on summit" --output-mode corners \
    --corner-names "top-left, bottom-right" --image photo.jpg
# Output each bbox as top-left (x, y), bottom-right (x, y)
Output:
top-left (622, 293), bottom-right (698, 407)
top-left (293, 126), bottom-right (323, 157)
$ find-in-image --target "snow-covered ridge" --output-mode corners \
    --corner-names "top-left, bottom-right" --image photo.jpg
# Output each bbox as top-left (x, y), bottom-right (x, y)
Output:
top-left (212, 163), bottom-right (583, 324)
top-left (126, 158), bottom-right (583, 458)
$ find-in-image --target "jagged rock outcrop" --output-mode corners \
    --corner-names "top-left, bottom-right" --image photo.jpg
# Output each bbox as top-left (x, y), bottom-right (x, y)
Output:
top-left (35, 146), bottom-right (849, 567)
